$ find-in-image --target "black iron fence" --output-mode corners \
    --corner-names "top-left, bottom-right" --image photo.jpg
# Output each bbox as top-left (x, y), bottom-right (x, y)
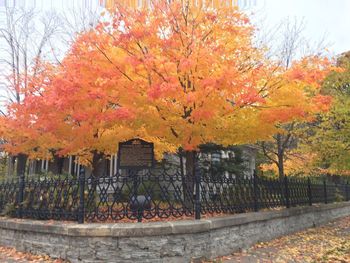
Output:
top-left (0, 167), bottom-right (349, 223)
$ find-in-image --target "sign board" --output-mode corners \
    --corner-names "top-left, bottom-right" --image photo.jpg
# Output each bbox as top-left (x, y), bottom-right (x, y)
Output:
top-left (117, 138), bottom-right (155, 169)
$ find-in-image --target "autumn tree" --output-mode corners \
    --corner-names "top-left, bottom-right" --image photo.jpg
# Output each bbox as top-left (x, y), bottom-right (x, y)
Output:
top-left (302, 51), bottom-right (350, 174)
top-left (0, 5), bottom-right (61, 176)
top-left (0, 3), bottom-right (105, 175)
top-left (0, 0), bottom-right (335, 184)
top-left (256, 19), bottom-right (334, 178)
top-left (85, 1), bottom-right (276, 180)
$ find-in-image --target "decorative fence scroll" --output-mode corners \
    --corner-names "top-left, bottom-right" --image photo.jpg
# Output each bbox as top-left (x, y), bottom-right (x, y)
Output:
top-left (0, 167), bottom-right (349, 223)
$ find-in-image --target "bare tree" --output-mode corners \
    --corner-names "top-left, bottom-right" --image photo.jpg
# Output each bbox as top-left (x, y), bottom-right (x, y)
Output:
top-left (53, 5), bottom-right (101, 56)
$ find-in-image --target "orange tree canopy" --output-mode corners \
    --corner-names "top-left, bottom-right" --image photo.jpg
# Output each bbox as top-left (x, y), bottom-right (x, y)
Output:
top-left (103, 0), bottom-right (239, 10)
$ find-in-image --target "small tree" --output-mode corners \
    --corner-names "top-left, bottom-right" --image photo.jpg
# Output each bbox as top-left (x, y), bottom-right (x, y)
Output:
top-left (257, 19), bottom-right (334, 178)
top-left (303, 51), bottom-right (350, 174)
top-left (0, 6), bottom-right (61, 175)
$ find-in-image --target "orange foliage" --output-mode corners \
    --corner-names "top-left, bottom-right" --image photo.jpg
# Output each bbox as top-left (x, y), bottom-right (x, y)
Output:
top-left (260, 56), bottom-right (335, 126)
top-left (0, 1), bottom-right (336, 168)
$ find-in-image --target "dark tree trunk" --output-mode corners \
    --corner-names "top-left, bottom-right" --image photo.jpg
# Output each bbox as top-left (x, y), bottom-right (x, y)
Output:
top-left (7, 154), bottom-right (15, 176)
top-left (276, 134), bottom-right (285, 179)
top-left (183, 150), bottom-right (196, 210)
top-left (92, 151), bottom-right (106, 177)
top-left (48, 155), bottom-right (65, 174)
top-left (88, 152), bottom-right (106, 212)
top-left (16, 153), bottom-right (28, 176)
top-left (277, 151), bottom-right (284, 179)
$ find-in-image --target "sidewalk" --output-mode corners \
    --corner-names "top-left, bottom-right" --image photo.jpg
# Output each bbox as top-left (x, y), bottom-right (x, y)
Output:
top-left (216, 216), bottom-right (350, 263)
top-left (0, 247), bottom-right (66, 263)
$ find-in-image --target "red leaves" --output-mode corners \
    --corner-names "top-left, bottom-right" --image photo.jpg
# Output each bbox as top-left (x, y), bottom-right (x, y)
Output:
top-left (236, 89), bottom-right (265, 107)
top-left (148, 84), bottom-right (162, 100)
top-left (72, 112), bottom-right (90, 122)
top-left (312, 94), bottom-right (333, 112)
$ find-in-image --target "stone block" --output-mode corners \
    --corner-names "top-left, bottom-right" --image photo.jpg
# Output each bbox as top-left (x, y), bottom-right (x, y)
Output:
top-left (0, 202), bottom-right (349, 262)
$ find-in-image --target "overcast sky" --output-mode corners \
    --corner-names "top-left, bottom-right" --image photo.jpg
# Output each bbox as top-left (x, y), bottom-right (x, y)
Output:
top-left (250, 0), bottom-right (350, 55)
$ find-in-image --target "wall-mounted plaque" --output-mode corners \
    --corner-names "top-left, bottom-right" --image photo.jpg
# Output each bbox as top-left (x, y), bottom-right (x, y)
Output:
top-left (117, 138), bottom-right (155, 169)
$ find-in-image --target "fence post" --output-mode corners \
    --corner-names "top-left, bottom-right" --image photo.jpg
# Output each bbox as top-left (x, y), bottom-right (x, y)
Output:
top-left (284, 176), bottom-right (290, 208)
top-left (18, 173), bottom-right (25, 218)
top-left (78, 167), bottom-right (85, 224)
top-left (253, 170), bottom-right (259, 212)
top-left (194, 166), bottom-right (201, 220)
top-left (307, 177), bottom-right (312, 206)
top-left (323, 178), bottom-right (328, 204)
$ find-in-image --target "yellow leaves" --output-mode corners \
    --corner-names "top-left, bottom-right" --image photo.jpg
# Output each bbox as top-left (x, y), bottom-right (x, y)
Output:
top-left (190, 108), bottom-right (214, 122)
top-left (228, 216), bottom-right (350, 263)
top-left (261, 56), bottom-right (336, 126)
top-left (261, 152), bottom-right (318, 176)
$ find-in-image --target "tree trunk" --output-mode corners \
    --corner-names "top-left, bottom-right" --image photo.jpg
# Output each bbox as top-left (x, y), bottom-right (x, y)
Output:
top-left (183, 150), bottom-right (196, 211)
top-left (48, 155), bottom-right (64, 174)
top-left (277, 151), bottom-right (284, 179)
top-left (16, 153), bottom-right (28, 176)
top-left (88, 152), bottom-right (106, 212)
top-left (92, 151), bottom-right (106, 177)
top-left (7, 155), bottom-right (14, 177)
top-left (276, 134), bottom-right (285, 179)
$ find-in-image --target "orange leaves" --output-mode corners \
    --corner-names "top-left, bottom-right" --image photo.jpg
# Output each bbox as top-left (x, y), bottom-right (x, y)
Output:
top-left (190, 108), bottom-right (214, 122)
top-left (235, 88), bottom-right (266, 107)
top-left (261, 107), bottom-right (306, 124)
top-left (286, 56), bottom-right (336, 88)
top-left (259, 56), bottom-right (337, 126)
top-left (0, 245), bottom-right (67, 263)
top-left (0, 0), bottom-right (338, 165)
top-left (100, 108), bottom-right (134, 122)
top-left (147, 82), bottom-right (180, 100)
top-left (178, 58), bottom-right (194, 72)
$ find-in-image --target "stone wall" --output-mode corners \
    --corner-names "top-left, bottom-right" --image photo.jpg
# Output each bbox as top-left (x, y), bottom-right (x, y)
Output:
top-left (0, 202), bottom-right (350, 262)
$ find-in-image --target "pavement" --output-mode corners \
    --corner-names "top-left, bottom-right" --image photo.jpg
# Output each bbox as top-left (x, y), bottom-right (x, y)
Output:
top-left (0, 247), bottom-right (66, 263)
top-left (214, 216), bottom-right (350, 263)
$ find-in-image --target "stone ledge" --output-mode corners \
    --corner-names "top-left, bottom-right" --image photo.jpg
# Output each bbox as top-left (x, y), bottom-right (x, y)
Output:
top-left (0, 201), bottom-right (349, 238)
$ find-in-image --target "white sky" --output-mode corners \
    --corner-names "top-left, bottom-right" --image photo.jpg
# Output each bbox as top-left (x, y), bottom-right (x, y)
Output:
top-left (250, 0), bottom-right (350, 55)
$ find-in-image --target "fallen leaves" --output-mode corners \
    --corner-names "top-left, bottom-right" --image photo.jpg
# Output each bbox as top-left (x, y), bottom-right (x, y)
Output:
top-left (0, 246), bottom-right (68, 262)
top-left (210, 216), bottom-right (350, 263)
top-left (86, 211), bottom-right (231, 223)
